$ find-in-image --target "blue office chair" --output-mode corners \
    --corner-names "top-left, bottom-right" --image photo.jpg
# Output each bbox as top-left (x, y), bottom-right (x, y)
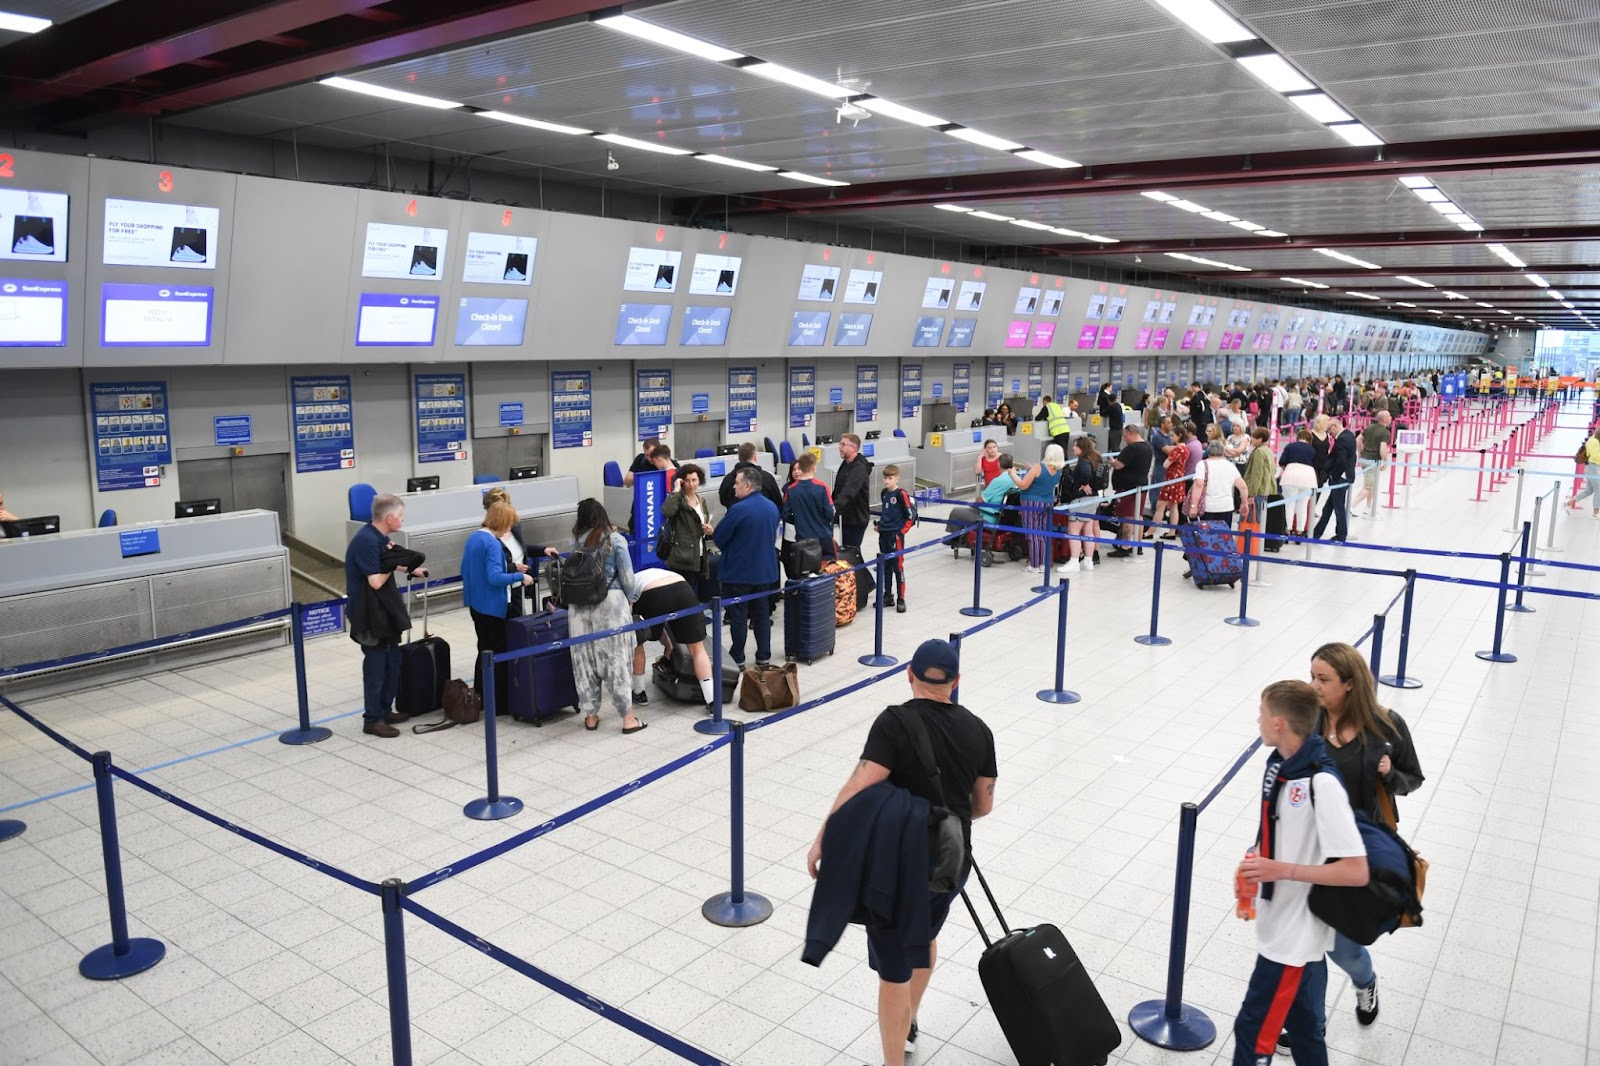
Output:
top-left (474, 473), bottom-right (500, 485)
top-left (97, 509), bottom-right (117, 528)
top-left (603, 461), bottom-right (624, 487)
top-left (694, 447), bottom-right (714, 458)
top-left (779, 440), bottom-right (797, 464)
top-left (893, 428), bottom-right (907, 438)
top-left (802, 433), bottom-right (811, 447)
top-left (763, 436), bottom-right (779, 464)
top-left (348, 483), bottom-right (377, 522)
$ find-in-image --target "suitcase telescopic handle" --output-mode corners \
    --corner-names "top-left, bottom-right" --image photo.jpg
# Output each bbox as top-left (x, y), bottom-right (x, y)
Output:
top-left (957, 855), bottom-right (1011, 948)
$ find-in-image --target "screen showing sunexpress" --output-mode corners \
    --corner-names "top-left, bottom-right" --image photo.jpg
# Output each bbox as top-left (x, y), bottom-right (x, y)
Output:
top-left (0, 279), bottom-right (68, 346)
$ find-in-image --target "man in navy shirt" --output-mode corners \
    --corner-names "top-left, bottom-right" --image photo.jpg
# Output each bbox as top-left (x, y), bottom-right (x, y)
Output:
top-left (713, 468), bottom-right (781, 667)
top-left (784, 452), bottom-right (836, 557)
top-left (345, 493), bottom-right (428, 737)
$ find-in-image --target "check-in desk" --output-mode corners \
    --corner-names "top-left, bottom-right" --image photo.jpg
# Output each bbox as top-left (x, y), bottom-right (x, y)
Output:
top-left (0, 510), bottom-right (291, 697)
top-left (352, 478), bottom-right (581, 600)
top-left (817, 438), bottom-right (917, 500)
top-left (1010, 415), bottom-right (1086, 465)
top-left (914, 426), bottom-right (1009, 495)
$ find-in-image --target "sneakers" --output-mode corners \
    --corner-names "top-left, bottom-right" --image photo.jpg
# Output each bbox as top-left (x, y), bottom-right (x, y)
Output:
top-left (1056, 558), bottom-right (1079, 574)
top-left (1107, 547), bottom-right (1133, 559)
top-left (906, 1017), bottom-right (918, 1056)
top-left (895, 600), bottom-right (907, 614)
top-left (1354, 977), bottom-right (1379, 1026)
top-left (882, 594), bottom-right (897, 608)
top-left (1080, 554), bottom-right (1094, 570)
top-left (1024, 564), bottom-right (1042, 574)
top-left (1276, 1030), bottom-right (1291, 1055)
top-left (632, 689), bottom-right (649, 706)
top-left (362, 719), bottom-right (400, 738)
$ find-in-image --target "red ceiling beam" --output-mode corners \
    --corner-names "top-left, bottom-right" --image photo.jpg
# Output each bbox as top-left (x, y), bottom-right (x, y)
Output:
top-left (1037, 225), bottom-right (1600, 257)
top-left (730, 130), bottom-right (1600, 214)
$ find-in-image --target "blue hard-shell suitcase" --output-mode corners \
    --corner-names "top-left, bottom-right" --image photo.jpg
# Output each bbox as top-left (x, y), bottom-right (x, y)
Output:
top-left (783, 575), bottom-right (836, 664)
top-left (505, 609), bottom-right (580, 724)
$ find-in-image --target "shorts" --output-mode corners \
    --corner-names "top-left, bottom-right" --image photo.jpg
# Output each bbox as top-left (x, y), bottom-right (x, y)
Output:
top-left (865, 879), bottom-right (964, 983)
top-left (633, 581), bottom-right (706, 645)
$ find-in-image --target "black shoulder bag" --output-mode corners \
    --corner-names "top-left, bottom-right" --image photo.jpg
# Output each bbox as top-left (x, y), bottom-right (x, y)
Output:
top-left (889, 705), bottom-right (968, 893)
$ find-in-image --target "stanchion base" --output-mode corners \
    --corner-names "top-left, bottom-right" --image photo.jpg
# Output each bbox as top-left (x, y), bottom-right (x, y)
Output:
top-left (80, 938), bottom-right (165, 980)
top-left (1475, 650), bottom-right (1518, 663)
top-left (693, 718), bottom-right (733, 736)
top-left (1134, 634), bottom-right (1173, 647)
top-left (1225, 616), bottom-right (1261, 628)
top-left (957, 606), bottom-right (994, 618)
top-left (701, 891), bottom-right (773, 928)
top-left (463, 796), bottom-right (523, 821)
top-left (1030, 583), bottom-right (1052, 595)
top-left (1505, 604), bottom-right (1536, 614)
top-left (1249, 579), bottom-right (1273, 589)
top-left (1128, 999), bottom-right (1217, 1051)
top-left (858, 653), bottom-right (899, 667)
top-left (1036, 688), bottom-right (1081, 704)
top-left (278, 726), bottom-right (333, 746)
top-left (1378, 674), bottom-right (1424, 690)
top-left (0, 819), bottom-right (25, 842)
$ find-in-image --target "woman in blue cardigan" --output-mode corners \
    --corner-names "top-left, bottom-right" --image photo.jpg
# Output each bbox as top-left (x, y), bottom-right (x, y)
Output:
top-left (462, 500), bottom-right (555, 702)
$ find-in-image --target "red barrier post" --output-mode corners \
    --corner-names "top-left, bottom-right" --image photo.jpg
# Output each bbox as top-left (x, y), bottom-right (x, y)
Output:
top-left (1385, 457), bottom-right (1398, 509)
top-left (1472, 448), bottom-right (1487, 502)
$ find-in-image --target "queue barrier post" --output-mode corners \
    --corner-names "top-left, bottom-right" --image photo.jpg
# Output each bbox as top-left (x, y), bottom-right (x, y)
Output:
top-left (1367, 613), bottom-right (1386, 680)
top-left (279, 603), bottom-right (333, 746)
top-left (1128, 802), bottom-right (1217, 1050)
top-left (381, 879), bottom-right (414, 1066)
top-left (960, 521), bottom-right (993, 618)
top-left (1472, 448), bottom-right (1487, 502)
top-left (1225, 528), bottom-right (1260, 628)
top-left (695, 597), bottom-right (732, 736)
top-left (1506, 469), bottom-right (1526, 533)
top-left (859, 556), bottom-right (898, 667)
top-left (1507, 522), bottom-right (1536, 614)
top-left (0, 819), bottom-right (23, 842)
top-left (464, 654), bottom-right (524, 820)
top-left (79, 751), bottom-right (166, 980)
top-left (702, 720), bottom-right (774, 928)
top-left (1037, 581), bottom-right (1080, 705)
top-left (1545, 478), bottom-right (1565, 553)
top-left (1385, 458), bottom-right (1398, 510)
top-left (1379, 572), bottom-right (1424, 690)
top-left (1527, 496), bottom-right (1547, 578)
top-left (1474, 553), bottom-right (1519, 664)
top-left (1135, 541), bottom-right (1173, 647)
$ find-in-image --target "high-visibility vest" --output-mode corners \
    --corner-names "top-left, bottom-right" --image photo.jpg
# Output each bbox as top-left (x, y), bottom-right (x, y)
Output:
top-left (1043, 401), bottom-right (1071, 438)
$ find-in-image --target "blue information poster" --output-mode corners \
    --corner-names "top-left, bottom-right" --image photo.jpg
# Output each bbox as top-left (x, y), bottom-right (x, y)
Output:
top-left (986, 362), bottom-right (1005, 408)
top-left (291, 376), bottom-right (355, 473)
top-left (90, 381), bottom-right (172, 491)
top-left (414, 373), bottom-right (467, 464)
top-left (551, 370), bottom-right (593, 449)
top-left (213, 415), bottom-right (251, 447)
top-left (1027, 361), bottom-right (1043, 403)
top-left (901, 362), bottom-right (922, 419)
top-left (691, 393), bottom-right (710, 414)
top-left (1088, 360), bottom-right (1103, 389)
top-left (830, 387), bottom-right (844, 406)
top-left (1055, 360), bottom-right (1072, 400)
top-left (953, 362), bottom-right (971, 412)
top-left (789, 365), bottom-right (815, 428)
top-left (1110, 359), bottom-right (1125, 388)
top-left (855, 364), bottom-right (879, 422)
top-left (728, 365), bottom-right (758, 434)
top-left (636, 368), bottom-right (672, 442)
top-left (1138, 359), bottom-right (1150, 389)
top-left (499, 402), bottom-right (524, 427)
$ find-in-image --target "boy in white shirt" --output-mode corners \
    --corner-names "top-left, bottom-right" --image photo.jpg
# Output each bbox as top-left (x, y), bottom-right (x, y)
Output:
top-left (1234, 680), bottom-right (1369, 1065)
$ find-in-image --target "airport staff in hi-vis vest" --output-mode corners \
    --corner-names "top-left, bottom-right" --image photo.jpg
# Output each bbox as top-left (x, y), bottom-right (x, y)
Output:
top-left (1041, 394), bottom-right (1073, 456)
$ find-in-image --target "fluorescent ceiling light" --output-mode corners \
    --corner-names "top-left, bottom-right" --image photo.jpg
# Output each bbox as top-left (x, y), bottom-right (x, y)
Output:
top-left (1486, 244), bottom-right (1525, 267)
top-left (1476, 302), bottom-right (1494, 308)
top-left (320, 76), bottom-right (461, 109)
top-left (1236, 53), bottom-right (1314, 93)
top-left (1457, 220), bottom-right (1484, 231)
top-left (1170, 199), bottom-right (1208, 213)
top-left (1052, 227), bottom-right (1091, 239)
top-left (596, 132), bottom-right (693, 155)
top-left (1142, 191), bottom-right (1179, 202)
top-left (1281, 277), bottom-right (1329, 289)
top-left (1441, 291), bottom-right (1466, 299)
top-left (1168, 252), bottom-right (1248, 270)
top-left (1394, 276), bottom-right (1435, 288)
top-left (1287, 93), bottom-right (1352, 124)
top-left (1327, 122), bottom-right (1384, 146)
top-left (1525, 273), bottom-right (1549, 286)
top-left (1230, 220), bottom-right (1267, 231)
top-left (1397, 176), bottom-right (1433, 189)
top-left (1395, 301), bottom-right (1417, 308)
top-left (743, 62), bottom-right (852, 98)
top-left (1085, 235), bottom-right (1120, 244)
top-left (1256, 229), bottom-right (1288, 238)
top-left (935, 203), bottom-right (973, 212)
top-left (1548, 290), bottom-right (1565, 300)
top-left (858, 97), bottom-right (948, 127)
top-left (1345, 291), bottom-right (1381, 300)
top-left (1009, 218), bottom-right (1055, 231)
top-left (1315, 248), bottom-right (1381, 269)
top-left (1203, 210), bottom-right (1240, 222)
top-left (969, 210), bottom-right (1014, 221)
top-left (1154, 0), bottom-right (1257, 43)
top-left (0, 10), bottom-right (49, 32)
top-left (1442, 212), bottom-right (1473, 224)
top-left (778, 170), bottom-right (849, 186)
top-left (1015, 149), bottom-right (1081, 169)
top-left (696, 153), bottom-right (778, 172)
top-left (946, 127), bottom-right (1026, 152)
top-left (478, 110), bottom-right (591, 135)
top-left (592, 14), bottom-right (744, 62)
top-left (1413, 187), bottom-right (1449, 203)
top-left (1427, 199), bottom-right (1459, 214)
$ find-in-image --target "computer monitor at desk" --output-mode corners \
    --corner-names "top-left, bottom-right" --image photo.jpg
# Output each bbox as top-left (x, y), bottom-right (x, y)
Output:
top-left (864, 430), bottom-right (881, 440)
top-left (406, 476), bottom-right (440, 493)
top-left (509, 466), bottom-right (540, 481)
top-left (174, 499), bottom-right (221, 519)
top-left (2, 516), bottom-right (60, 538)
top-left (816, 434), bottom-right (835, 445)
top-left (715, 444), bottom-right (739, 456)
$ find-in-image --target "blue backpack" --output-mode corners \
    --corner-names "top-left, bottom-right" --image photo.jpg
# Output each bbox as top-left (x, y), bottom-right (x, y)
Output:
top-left (1298, 773), bottom-right (1425, 945)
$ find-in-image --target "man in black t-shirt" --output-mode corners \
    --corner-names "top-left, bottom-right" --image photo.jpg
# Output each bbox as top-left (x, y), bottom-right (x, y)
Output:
top-left (1108, 425), bottom-right (1154, 558)
top-left (807, 639), bottom-right (998, 1066)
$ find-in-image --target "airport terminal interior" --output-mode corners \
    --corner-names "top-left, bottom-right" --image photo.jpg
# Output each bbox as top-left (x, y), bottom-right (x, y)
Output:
top-left (1, 1), bottom-right (1597, 1064)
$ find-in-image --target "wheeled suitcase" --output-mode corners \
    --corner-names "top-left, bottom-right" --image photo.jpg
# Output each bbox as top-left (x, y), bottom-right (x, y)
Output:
top-left (820, 560), bottom-right (858, 626)
top-left (1177, 519), bottom-right (1243, 588)
top-left (396, 585), bottom-right (449, 717)
top-left (783, 575), bottom-right (836, 663)
top-left (836, 545), bottom-right (874, 610)
top-left (505, 609), bottom-right (580, 724)
top-left (652, 642), bottom-right (739, 705)
top-left (963, 858), bottom-right (1122, 1066)
top-left (1263, 492), bottom-right (1287, 552)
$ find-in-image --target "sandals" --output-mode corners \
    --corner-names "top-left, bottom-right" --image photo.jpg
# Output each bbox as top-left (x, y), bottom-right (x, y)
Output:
top-left (622, 721), bottom-right (648, 735)
top-left (584, 715), bottom-right (599, 731)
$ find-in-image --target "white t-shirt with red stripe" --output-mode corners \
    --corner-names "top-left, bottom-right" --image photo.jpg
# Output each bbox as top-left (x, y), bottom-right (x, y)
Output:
top-left (1257, 769), bottom-right (1366, 966)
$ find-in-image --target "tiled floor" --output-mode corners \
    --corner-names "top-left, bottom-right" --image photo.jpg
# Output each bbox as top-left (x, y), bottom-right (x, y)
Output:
top-left (3, 401), bottom-right (1597, 1066)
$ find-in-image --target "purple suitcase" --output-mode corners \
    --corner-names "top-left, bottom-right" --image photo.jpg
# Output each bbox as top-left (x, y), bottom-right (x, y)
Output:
top-left (1177, 519), bottom-right (1243, 588)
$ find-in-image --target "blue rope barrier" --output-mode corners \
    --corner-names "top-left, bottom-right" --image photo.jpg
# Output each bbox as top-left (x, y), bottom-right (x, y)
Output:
top-left (1194, 739), bottom-right (1265, 814)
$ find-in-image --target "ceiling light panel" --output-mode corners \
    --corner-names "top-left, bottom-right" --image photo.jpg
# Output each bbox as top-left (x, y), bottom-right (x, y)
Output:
top-left (1315, 248), bottom-right (1381, 269)
top-left (857, 97), bottom-right (948, 127)
top-left (696, 154), bottom-right (778, 172)
top-left (321, 76), bottom-right (461, 109)
top-left (742, 62), bottom-right (853, 98)
top-left (592, 14), bottom-right (744, 62)
top-left (1395, 276), bottom-right (1435, 288)
top-left (1142, 191), bottom-right (1178, 202)
top-left (1413, 187), bottom-right (1449, 203)
top-left (968, 210), bottom-right (1015, 221)
top-left (1287, 93), bottom-right (1352, 123)
top-left (1015, 150), bottom-right (1081, 169)
top-left (1345, 291), bottom-right (1381, 300)
top-left (946, 127), bottom-right (1026, 152)
top-left (1236, 53), bottom-right (1314, 92)
top-left (1154, 0), bottom-right (1256, 42)
top-left (1256, 230), bottom-right (1288, 238)
top-left (0, 11), bottom-right (51, 33)
top-left (935, 203), bottom-right (973, 212)
top-left (1281, 277), bottom-right (1329, 289)
top-left (1398, 176), bottom-right (1433, 189)
top-left (1328, 122), bottom-right (1383, 146)
top-left (779, 171), bottom-right (849, 186)
top-left (596, 133), bottom-right (693, 155)
top-left (478, 110), bottom-right (591, 135)
top-left (1230, 220), bottom-right (1267, 231)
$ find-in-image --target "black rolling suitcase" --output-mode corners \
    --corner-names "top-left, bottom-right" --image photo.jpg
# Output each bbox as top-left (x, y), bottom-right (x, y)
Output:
top-left (963, 858), bottom-right (1122, 1066)
top-left (505, 608), bottom-right (580, 724)
top-left (652, 642), bottom-right (740, 704)
top-left (783, 574), bottom-right (836, 663)
top-left (1264, 492), bottom-right (1287, 552)
top-left (396, 585), bottom-right (450, 717)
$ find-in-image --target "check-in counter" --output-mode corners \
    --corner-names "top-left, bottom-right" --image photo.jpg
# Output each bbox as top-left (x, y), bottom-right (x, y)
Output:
top-left (0, 509), bottom-right (291, 697)
top-left (351, 477), bottom-right (581, 597)
top-left (1010, 415), bottom-right (1085, 465)
top-left (914, 427), bottom-right (1012, 495)
top-left (817, 438), bottom-right (918, 500)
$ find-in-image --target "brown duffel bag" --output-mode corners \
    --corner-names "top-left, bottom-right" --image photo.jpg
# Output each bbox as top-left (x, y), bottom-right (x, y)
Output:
top-left (737, 663), bottom-right (800, 713)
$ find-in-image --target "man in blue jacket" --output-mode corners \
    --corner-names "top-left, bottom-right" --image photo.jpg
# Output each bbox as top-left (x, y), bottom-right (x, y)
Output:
top-left (713, 467), bottom-right (781, 667)
top-left (805, 640), bottom-right (998, 1066)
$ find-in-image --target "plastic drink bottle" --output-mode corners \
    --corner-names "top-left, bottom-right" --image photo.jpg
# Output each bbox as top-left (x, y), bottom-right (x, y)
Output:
top-left (1235, 848), bottom-right (1258, 921)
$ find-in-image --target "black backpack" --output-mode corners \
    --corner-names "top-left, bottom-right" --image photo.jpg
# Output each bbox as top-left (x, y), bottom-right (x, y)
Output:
top-left (890, 706), bottom-right (968, 894)
top-left (547, 549), bottom-right (610, 607)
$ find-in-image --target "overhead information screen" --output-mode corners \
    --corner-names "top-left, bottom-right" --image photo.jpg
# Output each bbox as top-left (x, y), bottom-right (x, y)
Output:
top-left (689, 253), bottom-right (741, 295)
top-left (356, 293), bottom-right (439, 345)
top-left (922, 277), bottom-right (953, 310)
top-left (103, 198), bottom-right (220, 269)
top-left (462, 232), bottom-right (535, 285)
top-left (844, 269), bottom-right (881, 304)
top-left (624, 247), bottom-right (682, 292)
top-left (455, 297), bottom-right (528, 346)
top-left (797, 263), bottom-right (839, 301)
top-left (101, 283), bottom-right (214, 346)
top-left (1, 189), bottom-right (69, 262)
top-left (362, 222), bottom-right (447, 280)
top-left (0, 279), bottom-right (68, 346)
top-left (957, 281), bottom-right (985, 311)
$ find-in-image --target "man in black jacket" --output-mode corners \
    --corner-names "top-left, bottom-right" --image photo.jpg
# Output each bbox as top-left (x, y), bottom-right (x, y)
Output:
top-left (345, 493), bottom-right (429, 737)
top-left (717, 442), bottom-right (782, 509)
top-left (832, 433), bottom-right (873, 551)
top-left (805, 640), bottom-right (997, 1066)
top-left (1313, 417), bottom-right (1358, 542)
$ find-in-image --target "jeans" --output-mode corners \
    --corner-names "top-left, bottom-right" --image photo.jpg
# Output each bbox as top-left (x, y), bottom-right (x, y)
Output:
top-left (1328, 932), bottom-right (1375, 989)
top-left (1573, 469), bottom-right (1600, 506)
top-left (361, 643), bottom-right (403, 720)
top-left (722, 581), bottom-right (773, 664)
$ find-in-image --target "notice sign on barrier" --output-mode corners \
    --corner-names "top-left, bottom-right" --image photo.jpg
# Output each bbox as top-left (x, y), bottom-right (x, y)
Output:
top-left (1395, 429), bottom-right (1425, 453)
top-left (301, 602), bottom-right (344, 638)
